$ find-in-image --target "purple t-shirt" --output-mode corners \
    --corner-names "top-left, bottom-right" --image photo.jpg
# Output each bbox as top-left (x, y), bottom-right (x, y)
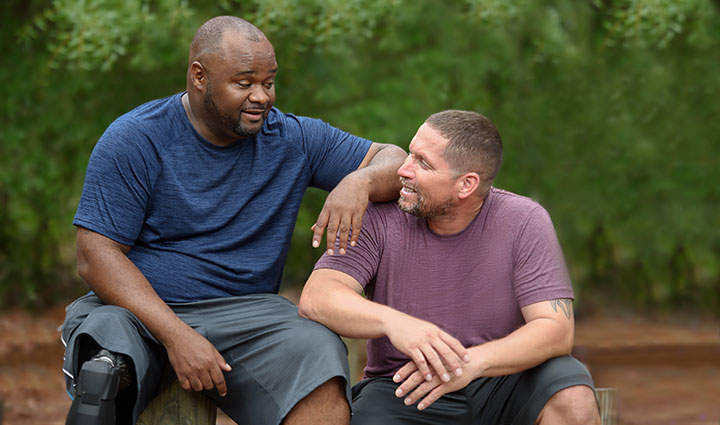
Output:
top-left (314, 188), bottom-right (573, 378)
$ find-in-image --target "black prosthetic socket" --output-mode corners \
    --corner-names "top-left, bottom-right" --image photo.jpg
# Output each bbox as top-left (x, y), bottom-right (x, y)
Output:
top-left (66, 350), bottom-right (132, 425)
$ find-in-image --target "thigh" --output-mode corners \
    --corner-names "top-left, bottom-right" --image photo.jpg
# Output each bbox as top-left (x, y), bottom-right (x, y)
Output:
top-left (466, 356), bottom-right (595, 425)
top-left (175, 294), bottom-right (352, 425)
top-left (62, 294), bottom-right (168, 423)
top-left (351, 378), bottom-right (471, 425)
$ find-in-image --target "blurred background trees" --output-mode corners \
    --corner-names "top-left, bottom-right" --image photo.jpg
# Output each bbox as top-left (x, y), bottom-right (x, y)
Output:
top-left (1, 0), bottom-right (718, 315)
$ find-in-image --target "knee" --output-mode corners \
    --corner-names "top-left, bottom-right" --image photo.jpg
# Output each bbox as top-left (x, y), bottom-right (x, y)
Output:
top-left (286, 322), bottom-right (347, 359)
top-left (542, 385), bottom-right (600, 425)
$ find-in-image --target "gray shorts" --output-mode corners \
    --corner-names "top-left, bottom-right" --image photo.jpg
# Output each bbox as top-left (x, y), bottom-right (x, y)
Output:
top-left (61, 293), bottom-right (351, 425)
top-left (351, 356), bottom-right (594, 425)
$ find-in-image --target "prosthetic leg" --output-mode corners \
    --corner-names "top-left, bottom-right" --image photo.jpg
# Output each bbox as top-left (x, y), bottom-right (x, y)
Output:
top-left (66, 350), bottom-right (131, 425)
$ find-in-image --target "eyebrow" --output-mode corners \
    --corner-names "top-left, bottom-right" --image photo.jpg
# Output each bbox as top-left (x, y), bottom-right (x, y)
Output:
top-left (233, 68), bottom-right (278, 77)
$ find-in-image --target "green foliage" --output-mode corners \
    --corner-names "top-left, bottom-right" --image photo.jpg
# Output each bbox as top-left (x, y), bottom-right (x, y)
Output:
top-left (2, 0), bottom-right (718, 315)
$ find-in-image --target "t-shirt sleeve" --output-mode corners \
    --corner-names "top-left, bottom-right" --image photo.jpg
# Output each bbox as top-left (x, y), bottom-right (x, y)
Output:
top-left (512, 206), bottom-right (574, 307)
top-left (73, 118), bottom-right (156, 246)
top-left (313, 203), bottom-right (384, 290)
top-left (295, 116), bottom-right (373, 191)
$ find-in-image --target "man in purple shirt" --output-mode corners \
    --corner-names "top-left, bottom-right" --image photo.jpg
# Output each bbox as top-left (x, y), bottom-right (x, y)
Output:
top-left (299, 110), bottom-right (600, 424)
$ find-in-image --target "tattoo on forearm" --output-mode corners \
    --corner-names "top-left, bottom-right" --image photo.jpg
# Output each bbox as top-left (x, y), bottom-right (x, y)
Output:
top-left (549, 298), bottom-right (573, 320)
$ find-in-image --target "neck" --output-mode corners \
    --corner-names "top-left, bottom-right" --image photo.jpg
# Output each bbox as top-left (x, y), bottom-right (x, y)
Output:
top-left (427, 197), bottom-right (485, 235)
top-left (181, 93), bottom-right (235, 147)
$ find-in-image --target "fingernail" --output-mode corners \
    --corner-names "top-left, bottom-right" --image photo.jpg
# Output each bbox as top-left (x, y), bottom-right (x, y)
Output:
top-left (312, 240), bottom-right (319, 248)
top-left (404, 398), bottom-right (412, 406)
top-left (393, 374), bottom-right (401, 382)
top-left (350, 241), bottom-right (356, 246)
top-left (464, 355), bottom-right (471, 362)
top-left (395, 388), bottom-right (403, 397)
top-left (455, 368), bottom-right (463, 376)
top-left (426, 374), bottom-right (432, 381)
top-left (442, 373), bottom-right (450, 382)
top-left (327, 249), bottom-right (334, 255)
top-left (339, 248), bottom-right (346, 255)
top-left (418, 403), bottom-right (425, 410)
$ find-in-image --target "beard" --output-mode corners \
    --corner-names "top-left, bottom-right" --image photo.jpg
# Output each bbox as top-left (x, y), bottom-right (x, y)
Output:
top-left (398, 178), bottom-right (455, 219)
top-left (203, 84), bottom-right (267, 138)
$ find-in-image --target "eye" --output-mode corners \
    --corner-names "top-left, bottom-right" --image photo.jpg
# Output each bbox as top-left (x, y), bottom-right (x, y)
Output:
top-left (263, 81), bottom-right (274, 89)
top-left (237, 82), bottom-right (251, 89)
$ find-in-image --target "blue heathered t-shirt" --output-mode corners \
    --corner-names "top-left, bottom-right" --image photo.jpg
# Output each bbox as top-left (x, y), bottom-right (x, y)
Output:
top-left (73, 93), bottom-right (372, 302)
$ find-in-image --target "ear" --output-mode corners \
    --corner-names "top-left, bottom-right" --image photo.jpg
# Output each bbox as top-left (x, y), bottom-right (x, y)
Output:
top-left (457, 172), bottom-right (481, 200)
top-left (189, 61), bottom-right (208, 92)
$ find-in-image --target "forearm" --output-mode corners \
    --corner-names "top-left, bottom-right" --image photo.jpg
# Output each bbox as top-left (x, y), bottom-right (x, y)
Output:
top-left (352, 143), bottom-right (406, 202)
top-left (467, 318), bottom-right (573, 379)
top-left (298, 271), bottom-right (398, 339)
top-left (76, 231), bottom-right (191, 348)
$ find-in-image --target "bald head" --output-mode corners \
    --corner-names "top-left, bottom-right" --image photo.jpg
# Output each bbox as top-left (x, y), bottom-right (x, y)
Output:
top-left (189, 16), bottom-right (267, 63)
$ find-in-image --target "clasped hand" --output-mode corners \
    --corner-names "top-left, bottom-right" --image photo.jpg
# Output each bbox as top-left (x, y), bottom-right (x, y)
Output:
top-left (384, 314), bottom-right (471, 408)
top-left (392, 359), bottom-right (474, 410)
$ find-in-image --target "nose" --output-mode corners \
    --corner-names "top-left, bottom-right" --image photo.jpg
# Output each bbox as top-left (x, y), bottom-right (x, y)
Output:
top-left (249, 84), bottom-right (270, 105)
top-left (397, 154), bottom-right (413, 179)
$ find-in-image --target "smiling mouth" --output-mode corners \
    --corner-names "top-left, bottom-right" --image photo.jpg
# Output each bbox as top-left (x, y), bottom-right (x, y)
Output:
top-left (242, 109), bottom-right (265, 120)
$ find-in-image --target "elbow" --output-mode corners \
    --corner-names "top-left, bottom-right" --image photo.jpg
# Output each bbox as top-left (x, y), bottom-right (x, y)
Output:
top-left (561, 333), bottom-right (574, 356)
top-left (297, 293), bottom-right (319, 321)
top-left (76, 247), bottom-right (92, 283)
top-left (557, 327), bottom-right (574, 355)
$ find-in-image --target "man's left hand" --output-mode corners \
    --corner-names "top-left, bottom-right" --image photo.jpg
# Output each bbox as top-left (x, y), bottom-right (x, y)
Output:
top-left (311, 175), bottom-right (369, 255)
top-left (392, 360), bottom-right (474, 410)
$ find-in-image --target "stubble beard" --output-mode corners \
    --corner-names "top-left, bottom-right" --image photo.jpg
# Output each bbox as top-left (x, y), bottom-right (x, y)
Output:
top-left (204, 85), bottom-right (265, 138)
top-left (398, 189), bottom-right (454, 219)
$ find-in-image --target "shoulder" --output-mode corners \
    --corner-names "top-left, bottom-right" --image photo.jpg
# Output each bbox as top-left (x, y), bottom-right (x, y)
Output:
top-left (365, 201), bottom-right (407, 222)
top-left (487, 187), bottom-right (549, 221)
top-left (90, 94), bottom-right (188, 172)
top-left (102, 94), bottom-right (185, 150)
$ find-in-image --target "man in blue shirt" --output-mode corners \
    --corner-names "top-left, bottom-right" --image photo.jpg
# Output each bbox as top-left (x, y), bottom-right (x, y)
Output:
top-left (62, 15), bottom-right (405, 425)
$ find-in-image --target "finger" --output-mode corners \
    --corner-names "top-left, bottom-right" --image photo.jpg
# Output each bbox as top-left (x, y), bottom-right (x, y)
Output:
top-left (189, 375), bottom-right (204, 392)
top-left (213, 352), bottom-right (230, 396)
top-left (349, 211), bottom-right (363, 248)
top-left (439, 332), bottom-right (471, 365)
top-left (421, 344), bottom-right (452, 382)
top-left (178, 375), bottom-right (191, 392)
top-left (210, 367), bottom-right (227, 397)
top-left (312, 210), bottom-right (328, 249)
top-left (324, 215), bottom-right (340, 256)
top-left (403, 378), bottom-right (438, 406)
top-left (393, 361), bottom-right (418, 383)
top-left (408, 348), bottom-right (433, 382)
top-left (417, 386), bottom-right (447, 411)
top-left (395, 369), bottom-right (425, 398)
top-left (200, 371), bottom-right (215, 391)
top-left (335, 215), bottom-right (351, 255)
top-left (216, 351), bottom-right (232, 372)
top-left (430, 339), bottom-right (464, 378)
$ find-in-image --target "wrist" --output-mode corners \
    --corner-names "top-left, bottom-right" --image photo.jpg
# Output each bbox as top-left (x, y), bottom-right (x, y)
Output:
top-left (344, 169), bottom-right (372, 193)
top-left (466, 346), bottom-right (489, 380)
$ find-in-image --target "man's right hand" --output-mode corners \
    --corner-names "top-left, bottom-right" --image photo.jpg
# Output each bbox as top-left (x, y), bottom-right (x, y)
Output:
top-left (165, 326), bottom-right (232, 396)
top-left (384, 312), bottom-right (470, 383)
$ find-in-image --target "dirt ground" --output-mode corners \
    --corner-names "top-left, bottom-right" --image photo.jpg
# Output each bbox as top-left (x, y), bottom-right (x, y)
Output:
top-left (0, 305), bottom-right (717, 425)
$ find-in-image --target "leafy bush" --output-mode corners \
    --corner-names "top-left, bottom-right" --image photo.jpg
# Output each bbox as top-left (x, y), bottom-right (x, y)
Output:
top-left (1, 0), bottom-right (718, 315)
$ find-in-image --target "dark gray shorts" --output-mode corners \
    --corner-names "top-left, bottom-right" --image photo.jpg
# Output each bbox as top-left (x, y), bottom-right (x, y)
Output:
top-left (351, 356), bottom-right (594, 425)
top-left (61, 293), bottom-right (351, 425)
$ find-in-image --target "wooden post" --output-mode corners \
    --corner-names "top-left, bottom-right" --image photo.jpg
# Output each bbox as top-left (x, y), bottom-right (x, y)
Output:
top-left (136, 380), bottom-right (216, 425)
